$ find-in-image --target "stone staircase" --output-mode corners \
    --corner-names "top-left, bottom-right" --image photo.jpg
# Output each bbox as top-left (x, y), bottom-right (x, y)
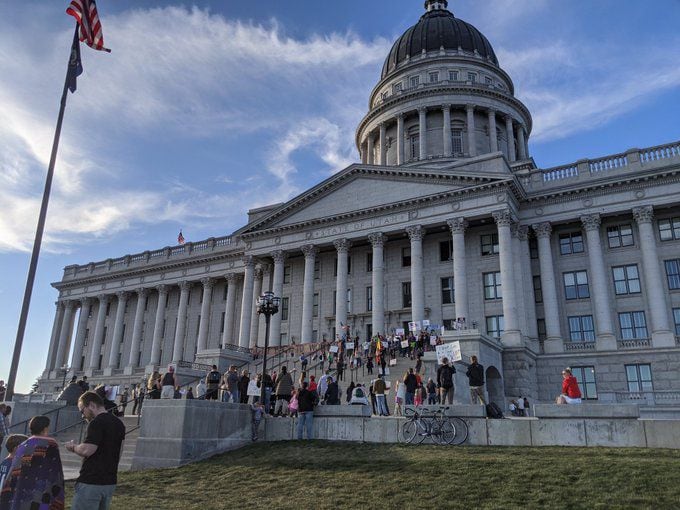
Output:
top-left (335, 354), bottom-right (421, 399)
top-left (54, 415), bottom-right (141, 480)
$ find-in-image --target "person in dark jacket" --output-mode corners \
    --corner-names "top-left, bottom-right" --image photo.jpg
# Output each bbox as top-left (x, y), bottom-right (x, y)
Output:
top-left (296, 382), bottom-right (318, 439)
top-left (346, 381), bottom-right (355, 404)
top-left (57, 377), bottom-right (84, 406)
top-left (325, 378), bottom-right (340, 405)
top-left (238, 370), bottom-right (250, 404)
top-left (437, 358), bottom-right (456, 405)
top-left (465, 355), bottom-right (486, 405)
top-left (403, 368), bottom-right (418, 405)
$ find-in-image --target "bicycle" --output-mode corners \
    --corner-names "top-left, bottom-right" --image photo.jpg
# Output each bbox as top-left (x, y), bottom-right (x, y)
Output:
top-left (401, 406), bottom-right (468, 445)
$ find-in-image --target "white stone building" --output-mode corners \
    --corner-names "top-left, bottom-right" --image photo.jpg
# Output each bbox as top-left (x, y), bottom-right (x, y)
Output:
top-left (41, 1), bottom-right (680, 404)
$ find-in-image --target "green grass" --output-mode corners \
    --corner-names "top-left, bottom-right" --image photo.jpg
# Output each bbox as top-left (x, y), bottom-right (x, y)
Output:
top-left (67, 442), bottom-right (680, 509)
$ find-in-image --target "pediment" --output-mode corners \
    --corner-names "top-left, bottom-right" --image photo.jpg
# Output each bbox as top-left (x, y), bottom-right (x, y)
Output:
top-left (239, 164), bottom-right (509, 235)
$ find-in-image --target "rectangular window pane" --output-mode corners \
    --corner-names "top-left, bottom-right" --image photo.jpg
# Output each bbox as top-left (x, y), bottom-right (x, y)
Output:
top-left (673, 308), bottom-right (680, 335)
top-left (665, 259), bottom-right (680, 289)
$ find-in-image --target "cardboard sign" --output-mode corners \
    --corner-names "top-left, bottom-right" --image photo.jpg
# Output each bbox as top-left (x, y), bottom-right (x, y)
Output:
top-left (422, 319), bottom-right (430, 327)
top-left (396, 328), bottom-right (405, 336)
top-left (346, 342), bottom-right (355, 350)
top-left (247, 380), bottom-right (260, 397)
top-left (435, 341), bottom-right (462, 365)
top-left (400, 340), bottom-right (409, 349)
top-left (329, 345), bottom-right (339, 353)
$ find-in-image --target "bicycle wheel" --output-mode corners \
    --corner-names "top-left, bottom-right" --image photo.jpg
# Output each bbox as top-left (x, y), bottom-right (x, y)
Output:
top-left (401, 419), bottom-right (418, 444)
top-left (448, 417), bottom-right (469, 445)
top-left (416, 419), bottom-right (429, 444)
top-left (433, 419), bottom-right (456, 445)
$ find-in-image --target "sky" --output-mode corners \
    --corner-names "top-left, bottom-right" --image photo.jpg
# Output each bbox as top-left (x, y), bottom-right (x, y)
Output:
top-left (2, 0), bottom-right (680, 393)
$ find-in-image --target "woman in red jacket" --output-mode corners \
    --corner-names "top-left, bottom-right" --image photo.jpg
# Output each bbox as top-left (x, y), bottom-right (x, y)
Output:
top-left (556, 368), bottom-right (582, 404)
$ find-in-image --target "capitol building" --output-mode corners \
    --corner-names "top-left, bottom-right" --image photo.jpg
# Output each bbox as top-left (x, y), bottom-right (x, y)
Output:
top-left (41, 1), bottom-right (680, 404)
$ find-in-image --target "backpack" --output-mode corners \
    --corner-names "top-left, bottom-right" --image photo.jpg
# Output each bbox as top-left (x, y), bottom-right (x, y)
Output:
top-left (207, 371), bottom-right (221, 385)
top-left (355, 388), bottom-right (365, 399)
top-left (486, 402), bottom-right (504, 419)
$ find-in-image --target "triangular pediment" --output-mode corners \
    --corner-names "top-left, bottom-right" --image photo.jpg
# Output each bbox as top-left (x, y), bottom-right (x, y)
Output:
top-left (238, 163), bottom-right (510, 234)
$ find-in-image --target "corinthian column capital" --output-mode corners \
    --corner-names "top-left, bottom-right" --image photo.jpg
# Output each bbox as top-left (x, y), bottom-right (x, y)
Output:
top-left (632, 205), bottom-right (654, 224)
top-left (580, 213), bottom-right (602, 231)
top-left (333, 238), bottom-right (352, 253)
top-left (447, 217), bottom-right (468, 234)
top-left (492, 209), bottom-right (514, 227)
top-left (301, 244), bottom-right (318, 259)
top-left (368, 232), bottom-right (387, 248)
top-left (406, 225), bottom-right (424, 242)
top-left (532, 222), bottom-right (552, 239)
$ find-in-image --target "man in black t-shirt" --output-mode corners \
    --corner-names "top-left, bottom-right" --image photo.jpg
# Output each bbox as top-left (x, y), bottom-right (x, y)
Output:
top-left (66, 391), bottom-right (126, 510)
top-left (206, 365), bottom-right (221, 400)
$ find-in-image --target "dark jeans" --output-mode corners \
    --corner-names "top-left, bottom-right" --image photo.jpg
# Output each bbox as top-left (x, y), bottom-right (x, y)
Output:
top-left (405, 392), bottom-right (415, 405)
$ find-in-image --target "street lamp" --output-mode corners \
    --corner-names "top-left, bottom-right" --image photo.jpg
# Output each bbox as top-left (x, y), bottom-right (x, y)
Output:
top-left (256, 291), bottom-right (280, 408)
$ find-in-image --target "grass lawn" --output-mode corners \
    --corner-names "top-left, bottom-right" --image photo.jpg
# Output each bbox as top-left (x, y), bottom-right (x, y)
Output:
top-left (67, 441), bottom-right (680, 509)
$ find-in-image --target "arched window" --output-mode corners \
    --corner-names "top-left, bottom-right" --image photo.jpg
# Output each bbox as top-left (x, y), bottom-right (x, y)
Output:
top-left (409, 134), bottom-right (419, 160)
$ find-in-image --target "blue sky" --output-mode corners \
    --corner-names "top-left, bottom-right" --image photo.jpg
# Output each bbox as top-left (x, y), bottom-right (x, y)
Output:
top-left (2, 0), bottom-right (679, 393)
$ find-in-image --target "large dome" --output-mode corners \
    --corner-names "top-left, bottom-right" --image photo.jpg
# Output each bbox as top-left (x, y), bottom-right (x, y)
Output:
top-left (381, 1), bottom-right (498, 79)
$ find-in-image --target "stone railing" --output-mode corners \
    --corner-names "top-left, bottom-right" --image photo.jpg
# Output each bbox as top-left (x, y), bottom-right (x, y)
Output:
top-left (528, 139), bottom-right (680, 187)
top-left (616, 391), bottom-right (680, 406)
top-left (617, 338), bottom-right (651, 349)
top-left (63, 235), bottom-right (235, 280)
top-left (563, 341), bottom-right (596, 351)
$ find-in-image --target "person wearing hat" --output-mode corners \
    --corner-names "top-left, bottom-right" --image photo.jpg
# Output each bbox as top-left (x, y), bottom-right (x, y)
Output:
top-left (160, 365), bottom-right (177, 399)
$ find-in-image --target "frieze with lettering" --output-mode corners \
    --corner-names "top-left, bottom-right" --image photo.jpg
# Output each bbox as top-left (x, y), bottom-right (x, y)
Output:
top-left (311, 213), bottom-right (409, 239)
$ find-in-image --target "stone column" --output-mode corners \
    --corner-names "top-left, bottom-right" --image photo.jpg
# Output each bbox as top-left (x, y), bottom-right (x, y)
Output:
top-left (71, 298), bottom-right (92, 370)
top-left (633, 206), bottom-right (675, 347)
top-left (581, 214), bottom-right (616, 350)
top-left (360, 144), bottom-right (366, 164)
top-left (368, 233), bottom-right (387, 336)
top-left (334, 239), bottom-right (351, 335)
top-left (379, 123), bottom-right (387, 165)
top-left (105, 292), bottom-right (129, 373)
top-left (149, 286), bottom-right (168, 369)
top-left (300, 245), bottom-right (317, 344)
top-left (406, 225), bottom-right (425, 325)
top-left (197, 278), bottom-right (214, 352)
top-left (126, 289), bottom-right (148, 373)
top-left (88, 294), bottom-right (110, 372)
top-left (466, 104), bottom-right (476, 157)
top-left (511, 226), bottom-right (528, 339)
top-left (45, 301), bottom-right (65, 374)
top-left (517, 125), bottom-right (527, 159)
top-left (249, 267), bottom-right (264, 348)
top-left (442, 104), bottom-right (452, 157)
top-left (447, 218), bottom-right (468, 321)
top-left (367, 133), bottom-right (374, 165)
top-left (257, 264), bottom-right (273, 347)
top-left (518, 226), bottom-right (538, 341)
top-left (492, 210), bottom-right (521, 345)
top-left (238, 257), bottom-right (256, 349)
top-left (172, 282), bottom-right (191, 361)
top-left (221, 274), bottom-right (238, 348)
top-left (532, 222), bottom-right (562, 352)
top-left (505, 115), bottom-right (516, 162)
top-left (269, 251), bottom-right (286, 347)
top-left (397, 114), bottom-right (404, 165)
top-left (54, 300), bottom-right (76, 372)
top-left (418, 108), bottom-right (427, 160)
top-left (488, 109), bottom-right (498, 152)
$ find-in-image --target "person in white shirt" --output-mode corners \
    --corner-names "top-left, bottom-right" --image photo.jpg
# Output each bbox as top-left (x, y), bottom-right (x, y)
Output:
top-left (196, 379), bottom-right (207, 399)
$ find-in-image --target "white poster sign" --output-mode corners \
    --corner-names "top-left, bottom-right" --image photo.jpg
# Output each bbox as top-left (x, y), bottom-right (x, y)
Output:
top-left (247, 380), bottom-right (260, 397)
top-left (396, 328), bottom-right (405, 336)
top-left (363, 342), bottom-right (370, 351)
top-left (400, 340), bottom-right (409, 349)
top-left (430, 335), bottom-right (437, 346)
top-left (329, 345), bottom-right (339, 353)
top-left (435, 341), bottom-right (462, 364)
top-left (346, 342), bottom-right (355, 350)
top-left (408, 322), bottom-right (417, 332)
top-left (422, 319), bottom-right (430, 327)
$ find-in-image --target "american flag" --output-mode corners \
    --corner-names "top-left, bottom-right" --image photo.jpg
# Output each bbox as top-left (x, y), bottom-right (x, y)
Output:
top-left (177, 230), bottom-right (185, 245)
top-left (66, 0), bottom-right (111, 53)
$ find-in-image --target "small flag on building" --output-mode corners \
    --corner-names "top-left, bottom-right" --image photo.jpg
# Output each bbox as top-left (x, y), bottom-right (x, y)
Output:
top-left (177, 230), bottom-right (185, 245)
top-left (65, 0), bottom-right (110, 93)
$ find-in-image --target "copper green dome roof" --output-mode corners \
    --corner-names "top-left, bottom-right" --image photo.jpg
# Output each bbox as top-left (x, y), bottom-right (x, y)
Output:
top-left (381, 4), bottom-right (498, 80)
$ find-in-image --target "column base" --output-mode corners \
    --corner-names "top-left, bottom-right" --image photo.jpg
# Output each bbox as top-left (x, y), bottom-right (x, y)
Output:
top-left (543, 336), bottom-right (564, 354)
top-left (103, 367), bottom-right (114, 377)
top-left (145, 364), bottom-right (159, 374)
top-left (595, 333), bottom-right (617, 351)
top-left (500, 330), bottom-right (522, 347)
top-left (84, 369), bottom-right (95, 378)
top-left (652, 330), bottom-right (676, 348)
top-left (123, 366), bottom-right (135, 376)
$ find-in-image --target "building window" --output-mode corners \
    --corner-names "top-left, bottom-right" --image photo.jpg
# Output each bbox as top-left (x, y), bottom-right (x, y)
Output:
top-left (195, 317), bottom-right (200, 337)
top-left (563, 271), bottom-right (589, 300)
top-left (572, 366), bottom-right (598, 400)
top-left (366, 286), bottom-right (372, 312)
top-left (441, 277), bottom-right (454, 304)
top-left (529, 237), bottom-right (539, 259)
top-left (366, 252), bottom-right (373, 272)
top-left (280, 332), bottom-right (288, 345)
top-left (485, 315), bottom-right (504, 338)
top-left (619, 311), bottom-right (648, 339)
top-left (484, 76), bottom-right (493, 86)
top-left (449, 70), bottom-right (458, 81)
top-left (467, 72), bottom-right (476, 83)
top-left (283, 265), bottom-right (291, 284)
top-left (559, 232), bottom-right (584, 255)
top-left (568, 316), bottom-right (595, 342)
top-left (312, 293), bottom-right (319, 317)
top-left (314, 259), bottom-right (320, 279)
top-left (106, 302), bottom-right (111, 316)
top-left (483, 272), bottom-right (502, 300)
top-left (409, 75), bottom-right (420, 88)
top-left (220, 312), bottom-right (225, 333)
top-left (658, 217), bottom-right (680, 241)
top-left (612, 265), bottom-right (641, 295)
top-left (83, 328), bottom-right (89, 347)
top-left (481, 233), bottom-right (499, 256)
top-left (281, 297), bottom-right (289, 321)
top-left (393, 82), bottom-right (402, 94)
top-left (533, 275), bottom-right (543, 303)
top-left (672, 308), bottom-right (680, 335)
top-left (607, 224), bottom-right (634, 248)
top-left (409, 134), bottom-right (419, 160)
top-left (452, 128), bottom-right (463, 155)
top-left (537, 319), bottom-right (546, 343)
top-left (402, 247), bottom-right (411, 267)
top-left (223, 284), bottom-right (228, 301)
top-left (347, 288), bottom-right (352, 314)
top-left (429, 71), bottom-right (439, 83)
top-left (625, 364), bottom-right (653, 392)
top-left (665, 259), bottom-right (680, 290)
top-left (439, 239), bottom-right (453, 261)
top-left (402, 282), bottom-right (412, 308)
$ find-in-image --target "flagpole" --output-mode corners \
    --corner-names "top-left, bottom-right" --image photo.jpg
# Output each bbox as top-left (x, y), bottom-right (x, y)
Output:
top-left (5, 27), bottom-right (80, 402)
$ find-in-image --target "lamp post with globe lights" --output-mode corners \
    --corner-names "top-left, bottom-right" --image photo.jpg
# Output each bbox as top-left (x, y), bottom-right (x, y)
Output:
top-left (256, 291), bottom-right (280, 407)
